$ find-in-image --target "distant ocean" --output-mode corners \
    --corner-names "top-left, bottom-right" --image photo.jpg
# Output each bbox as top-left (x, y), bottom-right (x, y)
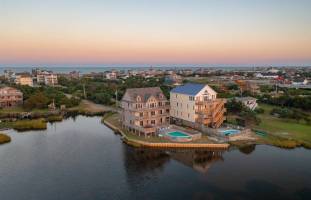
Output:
top-left (0, 65), bottom-right (305, 75)
top-left (0, 66), bottom-right (243, 74)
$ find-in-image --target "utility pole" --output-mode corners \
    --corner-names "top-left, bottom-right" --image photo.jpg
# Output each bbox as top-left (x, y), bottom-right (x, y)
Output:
top-left (115, 89), bottom-right (118, 107)
top-left (83, 83), bottom-right (87, 99)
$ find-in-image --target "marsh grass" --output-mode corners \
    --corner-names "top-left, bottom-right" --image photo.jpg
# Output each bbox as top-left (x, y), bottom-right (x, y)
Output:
top-left (0, 133), bottom-right (11, 144)
top-left (13, 119), bottom-right (47, 131)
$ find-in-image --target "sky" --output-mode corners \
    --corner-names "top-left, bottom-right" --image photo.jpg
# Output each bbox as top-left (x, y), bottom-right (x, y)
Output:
top-left (0, 0), bottom-right (311, 67)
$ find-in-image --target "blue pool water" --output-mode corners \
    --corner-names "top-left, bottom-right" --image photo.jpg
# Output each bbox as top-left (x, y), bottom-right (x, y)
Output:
top-left (220, 129), bottom-right (241, 136)
top-left (167, 131), bottom-right (191, 138)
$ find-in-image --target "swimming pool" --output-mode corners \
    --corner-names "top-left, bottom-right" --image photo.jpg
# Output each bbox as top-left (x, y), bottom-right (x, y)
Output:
top-left (167, 131), bottom-right (191, 138)
top-left (220, 129), bottom-right (241, 136)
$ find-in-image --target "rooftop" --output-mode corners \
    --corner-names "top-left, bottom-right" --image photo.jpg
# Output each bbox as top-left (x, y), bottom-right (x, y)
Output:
top-left (122, 87), bottom-right (167, 103)
top-left (171, 83), bottom-right (206, 95)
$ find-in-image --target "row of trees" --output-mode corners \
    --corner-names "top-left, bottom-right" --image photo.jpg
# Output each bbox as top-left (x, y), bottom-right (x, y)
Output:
top-left (226, 99), bottom-right (261, 126)
top-left (15, 85), bottom-right (80, 110)
top-left (259, 94), bottom-right (311, 111)
top-left (270, 107), bottom-right (310, 124)
top-left (58, 76), bottom-right (172, 105)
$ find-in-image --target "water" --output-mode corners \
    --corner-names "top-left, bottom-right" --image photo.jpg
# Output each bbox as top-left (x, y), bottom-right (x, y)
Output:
top-left (0, 116), bottom-right (310, 200)
top-left (0, 66), bottom-right (264, 75)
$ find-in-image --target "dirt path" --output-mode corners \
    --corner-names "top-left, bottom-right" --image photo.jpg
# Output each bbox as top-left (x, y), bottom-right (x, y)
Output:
top-left (79, 100), bottom-right (118, 113)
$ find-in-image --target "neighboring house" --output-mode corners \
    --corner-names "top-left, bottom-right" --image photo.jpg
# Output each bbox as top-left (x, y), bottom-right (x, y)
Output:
top-left (170, 83), bottom-right (226, 129)
top-left (164, 73), bottom-right (182, 86)
top-left (36, 71), bottom-right (58, 86)
top-left (4, 69), bottom-right (15, 81)
top-left (121, 87), bottom-right (170, 136)
top-left (0, 87), bottom-right (23, 108)
top-left (235, 80), bottom-right (260, 95)
top-left (255, 73), bottom-right (279, 79)
top-left (15, 73), bottom-right (33, 87)
top-left (106, 72), bottom-right (117, 80)
top-left (292, 78), bottom-right (308, 85)
top-left (44, 74), bottom-right (58, 86)
top-left (235, 97), bottom-right (258, 110)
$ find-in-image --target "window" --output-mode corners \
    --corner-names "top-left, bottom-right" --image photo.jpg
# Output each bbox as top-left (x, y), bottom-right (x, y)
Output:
top-left (189, 96), bottom-right (195, 101)
top-left (160, 118), bottom-right (163, 123)
top-left (140, 121), bottom-right (143, 126)
top-left (177, 102), bottom-right (178, 107)
top-left (151, 111), bottom-right (155, 116)
top-left (151, 120), bottom-right (155, 125)
top-left (188, 113), bottom-right (190, 118)
top-left (166, 109), bottom-right (169, 113)
top-left (159, 110), bottom-right (163, 114)
top-left (158, 101), bottom-right (162, 106)
top-left (140, 112), bottom-right (143, 117)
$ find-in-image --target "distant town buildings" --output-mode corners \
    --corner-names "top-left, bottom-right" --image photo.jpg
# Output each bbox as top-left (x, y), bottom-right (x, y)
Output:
top-left (0, 87), bottom-right (23, 108)
top-left (170, 83), bottom-right (226, 129)
top-left (121, 87), bottom-right (170, 136)
top-left (69, 71), bottom-right (80, 79)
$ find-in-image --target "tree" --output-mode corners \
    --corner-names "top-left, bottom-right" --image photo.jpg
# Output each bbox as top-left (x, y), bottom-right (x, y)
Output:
top-left (226, 99), bottom-right (243, 113)
top-left (24, 92), bottom-right (49, 110)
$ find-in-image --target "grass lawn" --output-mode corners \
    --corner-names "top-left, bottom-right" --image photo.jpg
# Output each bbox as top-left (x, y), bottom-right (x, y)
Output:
top-left (254, 104), bottom-right (311, 146)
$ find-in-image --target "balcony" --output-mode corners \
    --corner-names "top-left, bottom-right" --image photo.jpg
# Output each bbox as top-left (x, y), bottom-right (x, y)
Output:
top-left (130, 104), bottom-right (170, 111)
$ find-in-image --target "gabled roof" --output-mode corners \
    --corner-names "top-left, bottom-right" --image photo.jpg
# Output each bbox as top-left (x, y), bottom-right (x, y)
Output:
top-left (171, 83), bottom-right (206, 95)
top-left (122, 87), bottom-right (166, 103)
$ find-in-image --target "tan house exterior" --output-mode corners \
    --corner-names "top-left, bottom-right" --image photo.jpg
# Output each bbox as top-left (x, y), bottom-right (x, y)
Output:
top-left (0, 87), bottom-right (23, 108)
top-left (170, 83), bottom-right (226, 129)
top-left (15, 74), bottom-right (33, 87)
top-left (121, 87), bottom-right (170, 136)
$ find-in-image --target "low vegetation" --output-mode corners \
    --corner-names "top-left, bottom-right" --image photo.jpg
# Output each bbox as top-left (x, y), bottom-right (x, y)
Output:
top-left (13, 119), bottom-right (47, 131)
top-left (0, 133), bottom-right (11, 144)
top-left (47, 115), bottom-right (63, 122)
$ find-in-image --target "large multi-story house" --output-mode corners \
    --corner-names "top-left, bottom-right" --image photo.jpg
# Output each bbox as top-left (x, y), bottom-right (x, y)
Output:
top-left (0, 87), bottom-right (23, 108)
top-left (170, 83), bottom-right (226, 129)
top-left (15, 73), bottom-right (33, 87)
top-left (121, 87), bottom-right (170, 136)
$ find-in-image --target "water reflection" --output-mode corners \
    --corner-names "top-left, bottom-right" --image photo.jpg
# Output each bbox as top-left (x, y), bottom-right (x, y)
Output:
top-left (124, 147), bottom-right (224, 174)
top-left (170, 150), bottom-right (224, 173)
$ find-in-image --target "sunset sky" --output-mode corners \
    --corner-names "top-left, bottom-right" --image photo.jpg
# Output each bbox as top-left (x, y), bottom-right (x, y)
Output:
top-left (1, 0), bottom-right (311, 66)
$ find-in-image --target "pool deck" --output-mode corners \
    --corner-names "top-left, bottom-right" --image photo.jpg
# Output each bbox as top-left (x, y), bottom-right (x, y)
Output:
top-left (103, 119), bottom-right (229, 150)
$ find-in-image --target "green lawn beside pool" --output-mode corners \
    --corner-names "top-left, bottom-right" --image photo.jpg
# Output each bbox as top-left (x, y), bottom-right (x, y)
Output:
top-left (255, 104), bottom-right (311, 144)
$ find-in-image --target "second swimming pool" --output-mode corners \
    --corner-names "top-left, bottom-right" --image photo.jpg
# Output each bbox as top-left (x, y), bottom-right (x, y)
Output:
top-left (167, 131), bottom-right (191, 138)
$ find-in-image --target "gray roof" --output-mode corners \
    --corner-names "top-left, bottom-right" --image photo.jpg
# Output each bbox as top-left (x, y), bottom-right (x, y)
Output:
top-left (235, 97), bottom-right (257, 102)
top-left (122, 87), bottom-right (166, 102)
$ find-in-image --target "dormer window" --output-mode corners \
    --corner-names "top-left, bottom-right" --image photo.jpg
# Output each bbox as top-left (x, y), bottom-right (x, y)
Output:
top-left (136, 95), bottom-right (141, 102)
